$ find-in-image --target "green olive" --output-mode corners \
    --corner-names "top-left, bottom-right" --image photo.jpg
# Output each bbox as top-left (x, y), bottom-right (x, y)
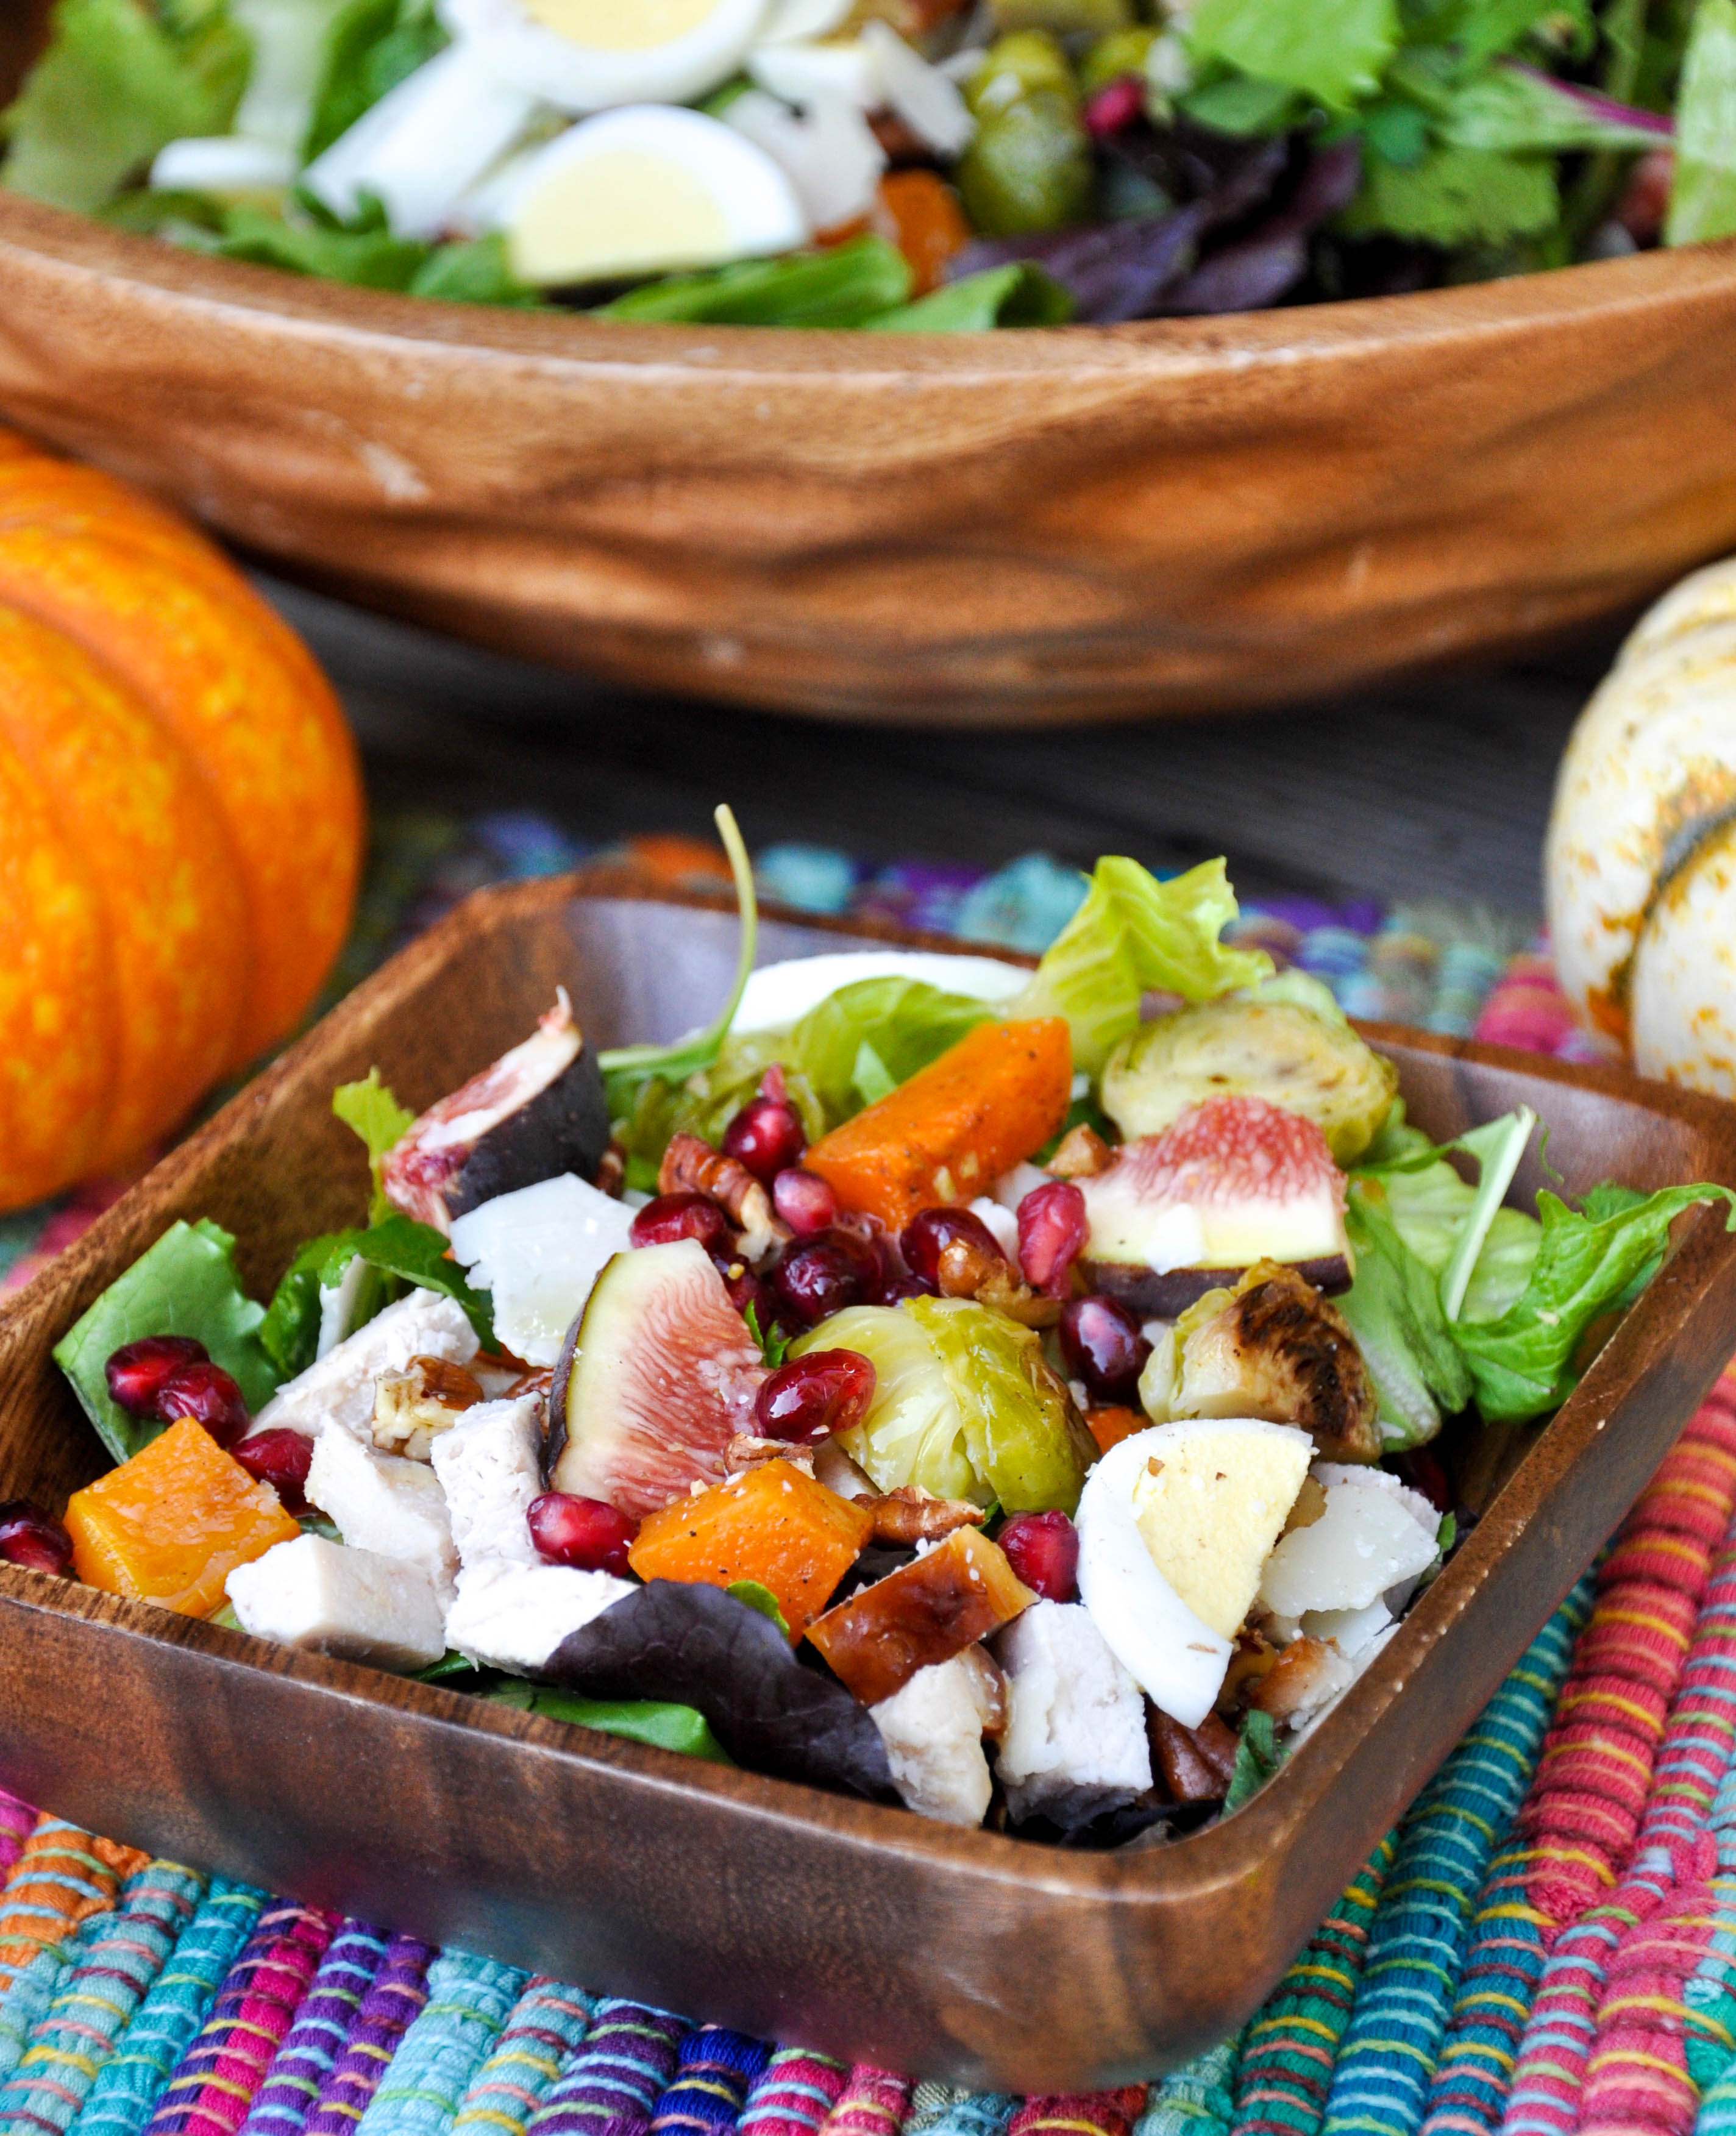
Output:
top-left (964, 29), bottom-right (1080, 113)
top-left (957, 93), bottom-right (1095, 235)
top-left (988, 0), bottom-right (1134, 33)
top-left (1079, 25), bottom-right (1157, 94)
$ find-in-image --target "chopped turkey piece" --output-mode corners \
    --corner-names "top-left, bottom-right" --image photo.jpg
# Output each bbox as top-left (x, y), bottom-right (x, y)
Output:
top-left (871, 1654), bottom-right (995, 1826)
top-left (994, 1599), bottom-right (1152, 1827)
top-left (429, 1394), bottom-right (543, 1570)
top-left (444, 1559), bottom-right (633, 1676)
top-left (226, 1536), bottom-right (445, 1673)
top-left (252, 1290), bottom-right (478, 1444)
top-left (306, 1427), bottom-right (458, 1607)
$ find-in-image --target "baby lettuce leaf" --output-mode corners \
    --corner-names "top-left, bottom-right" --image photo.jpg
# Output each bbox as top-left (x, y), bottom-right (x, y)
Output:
top-left (546, 1582), bottom-right (898, 1802)
top-left (1338, 140), bottom-right (1560, 244)
top-left (866, 263), bottom-right (1075, 331)
top-left (1337, 1180), bottom-right (1473, 1449)
top-left (410, 234), bottom-right (541, 307)
top-left (2, 0), bottom-right (252, 213)
top-left (1357, 1108), bottom-right (1543, 1317)
top-left (599, 238), bottom-right (911, 327)
top-left (1454, 1184), bottom-right (1736, 1422)
top-left (485, 1679), bottom-right (733, 1764)
top-left (302, 0), bottom-right (446, 163)
top-left (326, 1216), bottom-right (496, 1346)
top-left (1012, 856), bottom-right (1274, 1075)
top-left (1223, 1708), bottom-right (1286, 1813)
top-left (1188, 0), bottom-right (1399, 110)
top-left (259, 1228), bottom-right (367, 1378)
top-left (54, 1219), bottom-right (277, 1463)
top-left (1667, 0), bottom-right (1736, 244)
top-left (207, 199), bottom-right (430, 288)
top-left (332, 1069), bottom-right (414, 1223)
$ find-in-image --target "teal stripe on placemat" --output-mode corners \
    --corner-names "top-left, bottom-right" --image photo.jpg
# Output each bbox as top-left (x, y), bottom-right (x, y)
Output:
top-left (0, 1917), bottom-right (114, 2091)
top-left (1136, 2038), bottom-right (1240, 2136)
top-left (1318, 1579), bottom-right (1594, 2136)
top-left (360, 1953), bottom-right (530, 2136)
top-left (72, 1884), bottom-right (265, 2136)
top-left (903, 2093), bottom-right (1016, 2136)
top-left (0, 1862), bottom-right (205, 2136)
top-left (450, 1981), bottom-right (595, 2136)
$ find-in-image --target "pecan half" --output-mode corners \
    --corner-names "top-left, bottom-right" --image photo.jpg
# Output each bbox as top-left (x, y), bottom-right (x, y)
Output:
top-left (372, 1355), bottom-right (484, 1461)
top-left (1149, 1708), bottom-right (1240, 1803)
top-left (594, 1139), bottom-right (627, 1199)
top-left (934, 1236), bottom-right (1060, 1329)
top-left (725, 1434), bottom-right (815, 1478)
top-left (867, 1485), bottom-right (986, 1547)
top-left (1046, 1125), bottom-right (1115, 1180)
top-left (659, 1133), bottom-right (788, 1263)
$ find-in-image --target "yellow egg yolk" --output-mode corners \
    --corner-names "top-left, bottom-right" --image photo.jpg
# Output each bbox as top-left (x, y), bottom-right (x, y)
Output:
top-left (509, 145), bottom-right (735, 282)
top-left (520, 0), bottom-right (720, 48)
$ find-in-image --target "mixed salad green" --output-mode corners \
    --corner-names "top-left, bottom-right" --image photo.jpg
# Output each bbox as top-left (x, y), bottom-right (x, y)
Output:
top-left (3, 0), bottom-right (1730, 329)
top-left (10, 830), bottom-right (1732, 1845)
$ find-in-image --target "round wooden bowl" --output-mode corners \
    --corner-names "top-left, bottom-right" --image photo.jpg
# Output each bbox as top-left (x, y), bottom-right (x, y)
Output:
top-left (2, 182), bottom-right (1736, 722)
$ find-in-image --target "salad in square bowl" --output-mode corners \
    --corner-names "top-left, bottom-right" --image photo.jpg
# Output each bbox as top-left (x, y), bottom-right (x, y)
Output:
top-left (21, 812), bottom-right (1736, 1849)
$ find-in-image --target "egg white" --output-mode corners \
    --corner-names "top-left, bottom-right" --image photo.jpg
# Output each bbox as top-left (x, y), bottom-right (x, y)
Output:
top-left (493, 104), bottom-right (808, 285)
top-left (443, 0), bottom-right (772, 112)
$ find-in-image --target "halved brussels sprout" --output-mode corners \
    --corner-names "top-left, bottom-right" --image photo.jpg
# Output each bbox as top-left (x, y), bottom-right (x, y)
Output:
top-left (1100, 998), bottom-right (1398, 1162)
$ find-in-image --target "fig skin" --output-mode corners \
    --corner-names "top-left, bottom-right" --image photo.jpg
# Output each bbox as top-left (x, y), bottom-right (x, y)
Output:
top-left (1082, 1252), bottom-right (1351, 1319)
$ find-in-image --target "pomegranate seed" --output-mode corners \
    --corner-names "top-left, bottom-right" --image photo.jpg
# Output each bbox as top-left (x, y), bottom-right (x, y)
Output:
top-left (900, 1206), bottom-right (1006, 1289)
top-left (770, 1230), bottom-right (879, 1328)
top-left (755, 1349), bottom-right (877, 1444)
top-left (1393, 1447), bottom-right (1451, 1514)
top-left (999, 1509), bottom-right (1080, 1602)
top-left (528, 1492), bottom-right (638, 1576)
top-left (1058, 1295), bottom-right (1151, 1406)
top-left (773, 1167), bottom-right (837, 1236)
top-left (0, 1501), bottom-right (73, 1578)
top-left (631, 1192), bottom-right (731, 1252)
top-left (1018, 1178), bottom-right (1087, 1297)
top-left (721, 1092), bottom-right (806, 1186)
top-left (155, 1362), bottom-right (251, 1450)
top-left (1084, 75), bottom-right (1144, 138)
top-left (105, 1335), bottom-right (208, 1419)
top-left (233, 1428), bottom-right (314, 1514)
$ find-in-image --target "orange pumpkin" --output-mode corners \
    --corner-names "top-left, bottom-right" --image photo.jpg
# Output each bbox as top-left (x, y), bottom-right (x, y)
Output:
top-left (0, 432), bottom-right (363, 1211)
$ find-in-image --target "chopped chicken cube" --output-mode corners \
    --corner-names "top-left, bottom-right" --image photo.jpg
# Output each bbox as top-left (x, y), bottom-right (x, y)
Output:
top-left (226, 1536), bottom-right (446, 1673)
top-left (306, 1428), bottom-right (458, 1606)
top-left (444, 1559), bottom-right (634, 1676)
top-left (994, 1600), bottom-right (1152, 1827)
top-left (252, 1290), bottom-right (478, 1444)
top-left (429, 1394), bottom-right (543, 1570)
top-left (870, 1653), bottom-right (996, 1827)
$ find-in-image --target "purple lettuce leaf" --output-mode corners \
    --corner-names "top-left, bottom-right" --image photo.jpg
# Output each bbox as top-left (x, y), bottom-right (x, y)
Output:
top-left (1156, 139), bottom-right (1364, 315)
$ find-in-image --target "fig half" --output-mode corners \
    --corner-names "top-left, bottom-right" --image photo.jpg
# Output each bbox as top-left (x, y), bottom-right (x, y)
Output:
top-left (383, 993), bottom-right (609, 1234)
top-left (546, 1240), bottom-right (766, 1522)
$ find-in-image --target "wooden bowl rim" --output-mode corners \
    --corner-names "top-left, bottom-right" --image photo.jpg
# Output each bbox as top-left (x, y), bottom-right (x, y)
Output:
top-left (7, 188), bottom-right (1736, 381)
top-left (7, 869), bottom-right (1736, 1904)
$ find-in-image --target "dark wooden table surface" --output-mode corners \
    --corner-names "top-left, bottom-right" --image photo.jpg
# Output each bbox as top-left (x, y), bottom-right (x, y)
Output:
top-left (263, 575), bottom-right (1620, 924)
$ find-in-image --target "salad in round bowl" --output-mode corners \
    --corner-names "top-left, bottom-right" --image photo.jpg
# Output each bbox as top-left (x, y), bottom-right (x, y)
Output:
top-left (2, 6), bottom-right (1736, 721)
top-left (21, 819), bottom-right (1734, 1847)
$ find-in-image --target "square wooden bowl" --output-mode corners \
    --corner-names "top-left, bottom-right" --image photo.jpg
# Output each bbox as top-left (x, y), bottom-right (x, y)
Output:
top-left (3, 873), bottom-right (1736, 2091)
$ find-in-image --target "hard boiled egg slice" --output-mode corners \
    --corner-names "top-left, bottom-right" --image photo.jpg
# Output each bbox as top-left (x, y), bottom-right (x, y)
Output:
top-left (441, 0), bottom-right (772, 112)
top-left (494, 105), bottom-right (808, 286)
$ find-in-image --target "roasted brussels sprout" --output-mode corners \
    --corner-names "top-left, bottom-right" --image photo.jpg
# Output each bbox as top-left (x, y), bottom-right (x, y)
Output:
top-left (1139, 1260), bottom-right (1381, 1463)
top-left (1100, 998), bottom-right (1398, 1163)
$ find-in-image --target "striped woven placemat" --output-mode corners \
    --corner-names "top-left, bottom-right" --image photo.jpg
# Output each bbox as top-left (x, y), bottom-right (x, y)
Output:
top-left (5, 810), bottom-right (1718, 2136)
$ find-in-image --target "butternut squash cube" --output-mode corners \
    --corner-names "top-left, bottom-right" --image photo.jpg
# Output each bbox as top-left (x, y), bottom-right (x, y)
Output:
top-left (806, 1525), bottom-right (1035, 1706)
top-left (628, 1459), bottom-right (873, 1640)
top-left (66, 1419), bottom-right (301, 1617)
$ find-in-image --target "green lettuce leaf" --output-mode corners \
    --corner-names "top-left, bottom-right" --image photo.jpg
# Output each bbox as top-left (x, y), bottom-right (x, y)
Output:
top-left (52, 1219), bottom-right (277, 1464)
top-left (302, 0), bottom-right (445, 162)
top-left (1358, 1109), bottom-right (1542, 1318)
top-left (725, 1581), bottom-right (792, 1639)
top-left (1012, 856), bottom-right (1273, 1077)
top-left (484, 1680), bottom-right (733, 1763)
top-left (1339, 139), bottom-right (1559, 243)
top-left (332, 1067), bottom-right (414, 1223)
top-left (409, 233), bottom-right (541, 307)
top-left (1667, 0), bottom-right (1736, 243)
top-left (325, 1214), bottom-right (496, 1345)
top-left (1434, 63), bottom-right (1670, 151)
top-left (258, 1228), bottom-right (366, 1378)
top-left (1454, 1183), bottom-right (1736, 1422)
top-left (598, 237), bottom-right (911, 327)
top-left (865, 262), bottom-right (1075, 330)
top-left (3, 0), bottom-right (252, 213)
top-left (1225, 1707), bottom-right (1285, 1812)
top-left (1337, 1180), bottom-right (1473, 1449)
top-left (1189, 0), bottom-right (1400, 109)
top-left (206, 197), bottom-right (431, 287)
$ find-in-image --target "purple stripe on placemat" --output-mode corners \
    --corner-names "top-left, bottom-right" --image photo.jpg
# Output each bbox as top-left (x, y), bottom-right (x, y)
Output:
top-left (302, 1937), bottom-right (435, 2136)
top-left (240, 1926), bottom-right (394, 2136)
top-left (647, 2027), bottom-right (770, 2136)
top-left (527, 2001), bottom-right (687, 2136)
